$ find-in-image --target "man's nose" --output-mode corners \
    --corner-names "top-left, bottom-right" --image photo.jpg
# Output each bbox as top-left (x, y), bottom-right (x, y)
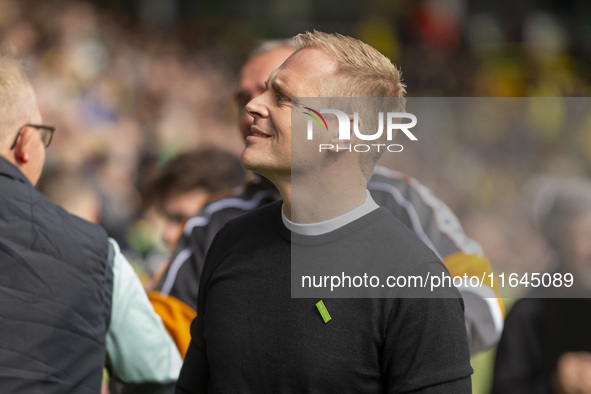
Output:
top-left (246, 93), bottom-right (269, 119)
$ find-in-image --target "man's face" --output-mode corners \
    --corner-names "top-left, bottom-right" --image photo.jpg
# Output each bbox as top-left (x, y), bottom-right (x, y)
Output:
top-left (235, 46), bottom-right (295, 141)
top-left (240, 48), bottom-right (339, 179)
top-left (160, 188), bottom-right (209, 248)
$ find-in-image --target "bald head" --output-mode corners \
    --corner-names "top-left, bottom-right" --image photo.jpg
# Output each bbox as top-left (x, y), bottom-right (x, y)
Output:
top-left (0, 53), bottom-right (46, 185)
top-left (235, 45), bottom-right (295, 140)
top-left (0, 55), bottom-right (37, 149)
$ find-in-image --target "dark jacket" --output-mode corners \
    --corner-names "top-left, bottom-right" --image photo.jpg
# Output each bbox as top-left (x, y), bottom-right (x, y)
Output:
top-left (0, 157), bottom-right (113, 394)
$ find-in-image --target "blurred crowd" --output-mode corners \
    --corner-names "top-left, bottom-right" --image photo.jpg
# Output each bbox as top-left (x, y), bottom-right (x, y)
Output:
top-left (3, 1), bottom-right (591, 393)
top-left (1, 0), bottom-right (246, 277)
top-left (2, 0), bottom-right (591, 286)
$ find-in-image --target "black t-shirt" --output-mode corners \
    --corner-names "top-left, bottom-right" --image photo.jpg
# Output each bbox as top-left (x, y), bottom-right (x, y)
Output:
top-left (177, 201), bottom-right (472, 393)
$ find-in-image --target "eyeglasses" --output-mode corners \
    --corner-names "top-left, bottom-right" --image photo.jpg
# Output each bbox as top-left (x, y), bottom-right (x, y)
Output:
top-left (10, 124), bottom-right (55, 150)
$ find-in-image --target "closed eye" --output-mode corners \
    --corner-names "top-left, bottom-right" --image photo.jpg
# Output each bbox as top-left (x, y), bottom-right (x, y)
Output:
top-left (276, 93), bottom-right (291, 104)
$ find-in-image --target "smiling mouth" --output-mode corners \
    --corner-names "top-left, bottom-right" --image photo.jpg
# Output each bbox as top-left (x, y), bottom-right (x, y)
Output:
top-left (250, 125), bottom-right (271, 138)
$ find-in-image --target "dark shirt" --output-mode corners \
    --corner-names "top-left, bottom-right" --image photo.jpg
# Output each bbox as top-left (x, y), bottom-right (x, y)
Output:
top-left (176, 201), bottom-right (472, 393)
top-left (492, 295), bottom-right (591, 394)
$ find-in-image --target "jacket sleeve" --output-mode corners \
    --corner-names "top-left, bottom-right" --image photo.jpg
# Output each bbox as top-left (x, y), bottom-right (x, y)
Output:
top-left (151, 220), bottom-right (209, 311)
top-left (369, 166), bottom-right (505, 354)
top-left (106, 238), bottom-right (182, 386)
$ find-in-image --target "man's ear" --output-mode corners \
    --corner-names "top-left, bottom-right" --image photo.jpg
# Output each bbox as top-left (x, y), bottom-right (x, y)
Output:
top-left (12, 127), bottom-right (33, 164)
top-left (328, 113), bottom-right (356, 153)
top-left (349, 113), bottom-right (363, 145)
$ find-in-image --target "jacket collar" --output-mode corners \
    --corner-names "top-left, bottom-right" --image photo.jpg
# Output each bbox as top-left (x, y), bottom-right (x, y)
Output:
top-left (0, 156), bottom-right (33, 186)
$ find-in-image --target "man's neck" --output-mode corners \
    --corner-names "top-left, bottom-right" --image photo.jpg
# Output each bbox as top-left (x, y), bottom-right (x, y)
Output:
top-left (277, 170), bottom-right (368, 224)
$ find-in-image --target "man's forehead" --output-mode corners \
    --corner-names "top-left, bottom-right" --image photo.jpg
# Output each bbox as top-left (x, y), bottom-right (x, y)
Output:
top-left (267, 48), bottom-right (338, 94)
top-left (284, 47), bottom-right (338, 73)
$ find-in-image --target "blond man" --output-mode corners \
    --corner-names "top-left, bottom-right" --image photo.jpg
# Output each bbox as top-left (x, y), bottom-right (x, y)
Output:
top-left (157, 38), bottom-right (502, 359)
top-left (177, 31), bottom-right (472, 393)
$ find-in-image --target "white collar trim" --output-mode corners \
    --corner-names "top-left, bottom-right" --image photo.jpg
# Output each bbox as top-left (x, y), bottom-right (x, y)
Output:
top-left (282, 190), bottom-right (379, 236)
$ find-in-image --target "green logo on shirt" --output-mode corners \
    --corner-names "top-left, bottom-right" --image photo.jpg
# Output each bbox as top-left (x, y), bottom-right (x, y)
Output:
top-left (316, 300), bottom-right (331, 323)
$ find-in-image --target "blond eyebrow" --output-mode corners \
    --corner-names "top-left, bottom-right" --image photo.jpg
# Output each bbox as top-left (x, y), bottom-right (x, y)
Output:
top-left (264, 68), bottom-right (292, 97)
top-left (270, 77), bottom-right (292, 98)
top-left (264, 69), bottom-right (279, 91)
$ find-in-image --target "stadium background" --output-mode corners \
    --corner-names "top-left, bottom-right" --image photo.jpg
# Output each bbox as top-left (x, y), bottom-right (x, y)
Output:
top-left (2, 0), bottom-right (591, 392)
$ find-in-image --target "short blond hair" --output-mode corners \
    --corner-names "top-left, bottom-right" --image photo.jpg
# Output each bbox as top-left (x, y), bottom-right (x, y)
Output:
top-left (293, 31), bottom-right (406, 179)
top-left (0, 50), bottom-right (37, 148)
top-left (294, 31), bottom-right (405, 98)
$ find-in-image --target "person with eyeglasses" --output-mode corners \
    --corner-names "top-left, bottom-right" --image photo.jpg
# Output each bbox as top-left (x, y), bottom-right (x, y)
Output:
top-left (0, 54), bottom-right (181, 392)
top-left (10, 124), bottom-right (55, 149)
